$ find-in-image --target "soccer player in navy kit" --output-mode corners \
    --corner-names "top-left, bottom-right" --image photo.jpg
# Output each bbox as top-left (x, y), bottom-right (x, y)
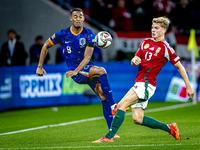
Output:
top-left (36, 8), bottom-right (121, 138)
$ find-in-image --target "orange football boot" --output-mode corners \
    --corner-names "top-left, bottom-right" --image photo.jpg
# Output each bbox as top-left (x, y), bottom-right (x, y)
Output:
top-left (169, 123), bottom-right (181, 140)
top-left (111, 104), bottom-right (129, 116)
top-left (92, 136), bottom-right (114, 143)
top-left (113, 134), bottom-right (120, 139)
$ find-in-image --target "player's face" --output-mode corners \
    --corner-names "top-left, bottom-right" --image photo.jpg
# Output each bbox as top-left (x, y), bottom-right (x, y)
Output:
top-left (70, 11), bottom-right (84, 29)
top-left (151, 23), bottom-right (166, 41)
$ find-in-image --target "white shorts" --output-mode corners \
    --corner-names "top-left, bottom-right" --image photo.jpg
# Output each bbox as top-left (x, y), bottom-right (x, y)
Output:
top-left (131, 82), bottom-right (156, 109)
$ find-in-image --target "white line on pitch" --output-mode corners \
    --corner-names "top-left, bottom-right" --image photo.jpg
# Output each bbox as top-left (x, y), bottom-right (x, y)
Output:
top-left (0, 143), bottom-right (199, 149)
top-left (0, 102), bottom-right (193, 136)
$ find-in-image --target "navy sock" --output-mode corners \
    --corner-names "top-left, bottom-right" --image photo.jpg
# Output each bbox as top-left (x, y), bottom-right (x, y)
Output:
top-left (99, 74), bottom-right (115, 107)
top-left (101, 100), bottom-right (113, 129)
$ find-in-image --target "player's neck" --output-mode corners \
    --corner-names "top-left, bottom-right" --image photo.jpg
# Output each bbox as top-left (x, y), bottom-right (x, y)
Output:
top-left (71, 26), bottom-right (83, 34)
top-left (153, 35), bottom-right (164, 42)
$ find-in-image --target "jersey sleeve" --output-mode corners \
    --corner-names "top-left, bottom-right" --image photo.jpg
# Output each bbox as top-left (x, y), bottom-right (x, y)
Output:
top-left (135, 40), bottom-right (145, 58)
top-left (165, 45), bottom-right (181, 65)
top-left (86, 30), bottom-right (95, 47)
top-left (48, 29), bottom-right (64, 45)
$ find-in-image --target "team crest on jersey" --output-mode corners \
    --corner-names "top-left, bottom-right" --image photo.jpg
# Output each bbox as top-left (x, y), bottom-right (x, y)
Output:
top-left (79, 38), bottom-right (86, 48)
top-left (144, 44), bottom-right (149, 49)
top-left (156, 47), bottom-right (161, 53)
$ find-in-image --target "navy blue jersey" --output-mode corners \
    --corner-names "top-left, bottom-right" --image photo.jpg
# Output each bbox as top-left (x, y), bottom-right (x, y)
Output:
top-left (49, 26), bottom-right (95, 71)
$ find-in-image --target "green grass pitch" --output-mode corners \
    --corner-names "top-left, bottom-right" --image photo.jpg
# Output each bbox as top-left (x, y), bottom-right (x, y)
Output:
top-left (0, 102), bottom-right (199, 150)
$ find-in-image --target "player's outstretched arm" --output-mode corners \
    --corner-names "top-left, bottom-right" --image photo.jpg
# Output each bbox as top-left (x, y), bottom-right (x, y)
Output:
top-left (174, 61), bottom-right (194, 99)
top-left (36, 40), bottom-right (52, 76)
top-left (131, 56), bottom-right (141, 66)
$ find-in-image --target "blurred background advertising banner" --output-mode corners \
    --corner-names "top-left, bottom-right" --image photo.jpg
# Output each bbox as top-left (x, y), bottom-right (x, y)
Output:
top-left (0, 62), bottom-right (179, 111)
top-left (165, 76), bottom-right (196, 102)
top-left (20, 73), bottom-right (62, 98)
top-left (114, 31), bottom-right (200, 60)
top-left (114, 31), bottom-right (176, 53)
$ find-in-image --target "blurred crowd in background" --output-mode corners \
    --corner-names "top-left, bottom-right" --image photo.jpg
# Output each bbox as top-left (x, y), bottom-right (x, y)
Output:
top-left (0, 30), bottom-right (51, 67)
top-left (0, 0), bottom-right (200, 67)
top-left (51, 0), bottom-right (200, 34)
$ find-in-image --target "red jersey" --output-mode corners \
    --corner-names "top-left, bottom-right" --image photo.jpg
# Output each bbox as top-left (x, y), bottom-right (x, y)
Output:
top-left (135, 38), bottom-right (180, 86)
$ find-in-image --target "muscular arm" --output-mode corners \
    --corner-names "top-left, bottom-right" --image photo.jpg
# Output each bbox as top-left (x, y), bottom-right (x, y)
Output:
top-left (174, 61), bottom-right (194, 99)
top-left (66, 46), bottom-right (94, 77)
top-left (36, 40), bottom-right (52, 76)
top-left (76, 46), bottom-right (93, 72)
top-left (38, 40), bottom-right (52, 69)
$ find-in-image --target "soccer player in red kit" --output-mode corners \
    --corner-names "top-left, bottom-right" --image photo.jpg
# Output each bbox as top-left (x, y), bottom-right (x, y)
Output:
top-left (92, 17), bottom-right (194, 143)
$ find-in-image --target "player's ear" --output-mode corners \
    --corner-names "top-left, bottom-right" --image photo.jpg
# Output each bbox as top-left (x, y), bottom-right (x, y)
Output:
top-left (163, 28), bottom-right (166, 34)
top-left (70, 16), bottom-right (72, 21)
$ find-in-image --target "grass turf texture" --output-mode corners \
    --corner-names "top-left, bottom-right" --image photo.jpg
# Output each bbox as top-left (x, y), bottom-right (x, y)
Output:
top-left (0, 102), bottom-right (199, 150)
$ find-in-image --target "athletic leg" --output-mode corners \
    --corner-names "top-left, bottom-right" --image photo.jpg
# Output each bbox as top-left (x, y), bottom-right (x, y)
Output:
top-left (72, 67), bottom-right (114, 131)
top-left (130, 82), bottom-right (174, 137)
top-left (105, 88), bottom-right (139, 139)
top-left (90, 82), bottom-right (113, 130)
top-left (131, 107), bottom-right (170, 132)
top-left (89, 82), bottom-right (121, 139)
top-left (89, 66), bottom-right (116, 109)
top-left (99, 73), bottom-right (116, 108)
top-left (131, 107), bottom-right (180, 139)
top-left (92, 88), bottom-right (139, 143)
top-left (101, 100), bottom-right (113, 129)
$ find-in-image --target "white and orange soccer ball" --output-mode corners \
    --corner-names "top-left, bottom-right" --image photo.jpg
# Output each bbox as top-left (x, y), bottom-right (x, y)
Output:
top-left (95, 31), bottom-right (112, 49)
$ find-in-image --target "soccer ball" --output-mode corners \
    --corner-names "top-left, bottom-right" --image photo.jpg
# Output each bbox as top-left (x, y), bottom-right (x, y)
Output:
top-left (95, 31), bottom-right (112, 49)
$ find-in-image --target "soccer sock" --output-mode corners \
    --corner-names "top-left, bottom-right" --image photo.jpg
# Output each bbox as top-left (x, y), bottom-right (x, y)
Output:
top-left (99, 74), bottom-right (115, 107)
top-left (142, 116), bottom-right (170, 133)
top-left (105, 109), bottom-right (126, 139)
top-left (101, 100), bottom-right (113, 129)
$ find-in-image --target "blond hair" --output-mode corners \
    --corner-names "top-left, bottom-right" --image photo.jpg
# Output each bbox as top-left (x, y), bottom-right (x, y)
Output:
top-left (152, 17), bottom-right (170, 30)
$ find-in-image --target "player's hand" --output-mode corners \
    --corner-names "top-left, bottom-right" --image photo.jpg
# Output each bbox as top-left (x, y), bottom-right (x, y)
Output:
top-left (36, 67), bottom-right (47, 76)
top-left (66, 70), bottom-right (78, 78)
top-left (187, 88), bottom-right (194, 100)
top-left (131, 57), bottom-right (141, 66)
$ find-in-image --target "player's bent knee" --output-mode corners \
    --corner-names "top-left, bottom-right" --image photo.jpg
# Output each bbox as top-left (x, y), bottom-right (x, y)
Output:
top-left (132, 117), bottom-right (143, 125)
top-left (98, 67), bottom-right (106, 75)
top-left (132, 108), bottom-right (144, 125)
top-left (89, 66), bottom-right (106, 77)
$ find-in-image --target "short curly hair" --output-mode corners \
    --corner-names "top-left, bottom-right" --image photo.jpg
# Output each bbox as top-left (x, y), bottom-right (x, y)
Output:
top-left (71, 8), bottom-right (83, 15)
top-left (152, 17), bottom-right (170, 30)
